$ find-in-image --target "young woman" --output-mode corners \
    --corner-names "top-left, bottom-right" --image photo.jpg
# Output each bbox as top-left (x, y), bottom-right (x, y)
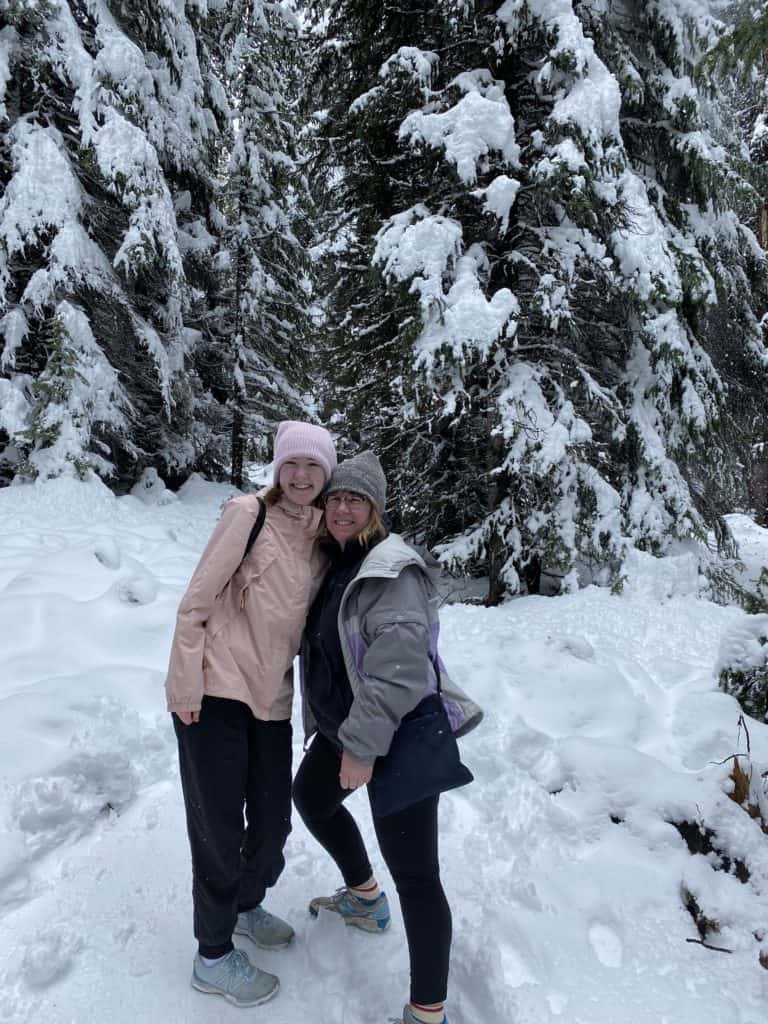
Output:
top-left (293, 451), bottom-right (482, 1024)
top-left (166, 420), bottom-right (336, 1007)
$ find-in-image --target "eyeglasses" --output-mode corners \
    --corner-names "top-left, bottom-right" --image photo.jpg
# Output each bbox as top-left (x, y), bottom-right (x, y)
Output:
top-left (325, 493), bottom-right (369, 509)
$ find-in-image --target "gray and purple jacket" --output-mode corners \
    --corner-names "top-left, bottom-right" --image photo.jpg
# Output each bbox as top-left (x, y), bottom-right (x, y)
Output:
top-left (300, 533), bottom-right (483, 765)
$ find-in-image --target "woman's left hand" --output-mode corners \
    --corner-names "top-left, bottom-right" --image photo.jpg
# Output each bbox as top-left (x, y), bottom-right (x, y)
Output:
top-left (340, 751), bottom-right (373, 790)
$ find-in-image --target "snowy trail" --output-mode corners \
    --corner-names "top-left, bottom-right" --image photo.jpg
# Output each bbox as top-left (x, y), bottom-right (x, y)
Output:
top-left (2, 478), bottom-right (768, 1023)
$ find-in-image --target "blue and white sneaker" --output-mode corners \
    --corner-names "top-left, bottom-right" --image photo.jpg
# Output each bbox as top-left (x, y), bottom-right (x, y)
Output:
top-left (308, 887), bottom-right (390, 932)
top-left (234, 905), bottom-right (295, 949)
top-left (191, 949), bottom-right (279, 1007)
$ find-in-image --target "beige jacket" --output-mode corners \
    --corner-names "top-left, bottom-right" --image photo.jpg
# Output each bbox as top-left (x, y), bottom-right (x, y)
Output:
top-left (165, 492), bottom-right (325, 720)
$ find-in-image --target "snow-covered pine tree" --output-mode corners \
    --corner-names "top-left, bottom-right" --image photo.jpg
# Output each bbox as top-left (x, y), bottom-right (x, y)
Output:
top-left (706, 0), bottom-right (768, 523)
top-left (310, 0), bottom-right (768, 600)
top-left (586, 0), bottom-right (768, 545)
top-left (711, 0), bottom-right (768, 170)
top-left (217, 0), bottom-right (315, 487)
top-left (0, 0), bottom-right (230, 484)
top-left (307, 0), bottom-right (517, 586)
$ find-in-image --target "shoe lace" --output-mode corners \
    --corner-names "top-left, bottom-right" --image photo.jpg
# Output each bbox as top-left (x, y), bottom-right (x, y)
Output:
top-left (338, 887), bottom-right (383, 913)
top-left (221, 949), bottom-right (252, 989)
top-left (333, 886), bottom-right (353, 907)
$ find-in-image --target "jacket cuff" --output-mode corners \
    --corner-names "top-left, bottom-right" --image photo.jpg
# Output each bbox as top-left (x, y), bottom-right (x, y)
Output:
top-left (341, 745), bottom-right (377, 767)
top-left (167, 699), bottom-right (202, 712)
top-left (338, 720), bottom-right (382, 765)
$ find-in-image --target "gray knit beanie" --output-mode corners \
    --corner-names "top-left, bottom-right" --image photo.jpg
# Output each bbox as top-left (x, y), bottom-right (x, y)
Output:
top-left (326, 451), bottom-right (387, 512)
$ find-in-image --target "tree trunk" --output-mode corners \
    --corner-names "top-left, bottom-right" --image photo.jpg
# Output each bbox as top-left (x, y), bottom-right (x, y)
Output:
top-left (752, 455), bottom-right (768, 526)
top-left (482, 406), bottom-right (507, 605)
top-left (760, 204), bottom-right (768, 250)
top-left (231, 407), bottom-right (244, 489)
top-left (521, 555), bottom-right (542, 595)
top-left (485, 529), bottom-right (506, 606)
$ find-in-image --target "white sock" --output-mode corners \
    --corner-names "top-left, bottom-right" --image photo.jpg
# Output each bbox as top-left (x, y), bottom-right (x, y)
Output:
top-left (200, 952), bottom-right (230, 967)
top-left (349, 876), bottom-right (382, 902)
top-left (409, 1002), bottom-right (445, 1024)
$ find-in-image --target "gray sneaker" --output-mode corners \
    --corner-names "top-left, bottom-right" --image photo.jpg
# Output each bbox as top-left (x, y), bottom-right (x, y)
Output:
top-left (309, 887), bottom-right (390, 932)
top-left (191, 949), bottom-right (279, 1007)
top-left (234, 905), bottom-right (295, 949)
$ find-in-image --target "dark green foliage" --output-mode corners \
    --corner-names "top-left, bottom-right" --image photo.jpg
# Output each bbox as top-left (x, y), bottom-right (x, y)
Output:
top-left (720, 653), bottom-right (768, 722)
top-left (217, 0), bottom-right (316, 485)
top-left (0, 2), bottom-right (231, 484)
top-left (308, 2), bottom-right (520, 559)
top-left (1, 1), bottom-right (315, 488)
top-left (306, 0), bottom-right (768, 600)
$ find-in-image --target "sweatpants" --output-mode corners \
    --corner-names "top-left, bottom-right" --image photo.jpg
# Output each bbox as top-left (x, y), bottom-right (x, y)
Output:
top-left (173, 696), bottom-right (292, 959)
top-left (293, 731), bottom-right (452, 1005)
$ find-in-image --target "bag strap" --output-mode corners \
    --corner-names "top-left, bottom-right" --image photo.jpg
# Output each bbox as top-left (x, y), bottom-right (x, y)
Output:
top-left (431, 652), bottom-right (443, 695)
top-left (243, 498), bottom-right (266, 562)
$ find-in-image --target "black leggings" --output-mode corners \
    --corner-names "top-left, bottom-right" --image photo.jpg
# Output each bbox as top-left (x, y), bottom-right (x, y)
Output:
top-left (293, 732), bottom-right (452, 1005)
top-left (174, 697), bottom-right (293, 959)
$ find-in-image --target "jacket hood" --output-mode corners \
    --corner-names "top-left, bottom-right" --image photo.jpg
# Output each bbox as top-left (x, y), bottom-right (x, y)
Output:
top-left (355, 533), bottom-right (440, 583)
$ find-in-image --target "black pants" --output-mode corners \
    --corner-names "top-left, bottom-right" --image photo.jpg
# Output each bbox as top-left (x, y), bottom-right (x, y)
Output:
top-left (174, 696), bottom-right (292, 958)
top-left (293, 732), bottom-right (452, 1005)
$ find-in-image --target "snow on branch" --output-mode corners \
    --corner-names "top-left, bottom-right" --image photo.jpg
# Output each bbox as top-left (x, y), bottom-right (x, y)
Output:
top-left (374, 207), bottom-right (518, 366)
top-left (380, 46), bottom-right (439, 88)
top-left (24, 302), bottom-right (129, 480)
top-left (0, 121), bottom-right (83, 306)
top-left (400, 75), bottom-right (520, 185)
top-left (0, 25), bottom-right (17, 121)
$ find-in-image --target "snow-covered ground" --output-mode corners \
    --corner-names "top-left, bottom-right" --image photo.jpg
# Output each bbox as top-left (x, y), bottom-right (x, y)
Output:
top-left (2, 476), bottom-right (768, 1024)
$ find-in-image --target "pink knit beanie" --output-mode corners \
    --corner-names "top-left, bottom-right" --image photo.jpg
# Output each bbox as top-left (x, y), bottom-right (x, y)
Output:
top-left (273, 421), bottom-right (337, 485)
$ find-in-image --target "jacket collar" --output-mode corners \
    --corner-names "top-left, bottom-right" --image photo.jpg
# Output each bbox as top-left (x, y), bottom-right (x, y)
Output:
top-left (353, 533), bottom-right (431, 581)
top-left (275, 494), bottom-right (319, 527)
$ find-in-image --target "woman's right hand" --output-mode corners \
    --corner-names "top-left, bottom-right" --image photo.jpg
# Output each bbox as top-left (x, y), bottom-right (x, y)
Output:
top-left (175, 709), bottom-right (201, 725)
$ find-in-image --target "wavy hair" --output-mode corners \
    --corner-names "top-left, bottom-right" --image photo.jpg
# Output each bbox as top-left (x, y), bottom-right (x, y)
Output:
top-left (319, 498), bottom-right (387, 545)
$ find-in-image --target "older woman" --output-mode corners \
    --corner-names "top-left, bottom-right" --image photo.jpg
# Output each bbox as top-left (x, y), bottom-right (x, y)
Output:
top-left (293, 451), bottom-right (481, 1024)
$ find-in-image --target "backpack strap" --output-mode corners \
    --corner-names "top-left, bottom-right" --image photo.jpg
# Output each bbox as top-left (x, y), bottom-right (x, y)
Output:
top-left (243, 498), bottom-right (266, 561)
top-left (431, 652), bottom-right (443, 695)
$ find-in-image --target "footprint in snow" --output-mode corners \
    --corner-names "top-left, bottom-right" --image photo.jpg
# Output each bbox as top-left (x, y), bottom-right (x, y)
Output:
top-left (22, 929), bottom-right (82, 988)
top-left (114, 572), bottom-right (158, 605)
top-left (588, 922), bottom-right (623, 968)
top-left (558, 636), bottom-right (595, 661)
top-left (94, 538), bottom-right (121, 570)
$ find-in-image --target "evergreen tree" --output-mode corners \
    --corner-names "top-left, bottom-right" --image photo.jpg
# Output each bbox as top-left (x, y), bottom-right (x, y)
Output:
top-left (707, 0), bottom-right (768, 524)
top-left (308, 2), bottom-right (513, 567)
top-left (575, 0), bottom-right (768, 550)
top-left (217, 0), bottom-right (316, 487)
top-left (0, 0), bottom-right (230, 484)
top-left (712, 0), bottom-right (768, 167)
top-left (309, 0), bottom-right (768, 600)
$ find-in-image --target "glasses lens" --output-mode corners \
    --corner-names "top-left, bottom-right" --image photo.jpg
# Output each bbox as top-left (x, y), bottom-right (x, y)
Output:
top-left (326, 493), bottom-right (367, 508)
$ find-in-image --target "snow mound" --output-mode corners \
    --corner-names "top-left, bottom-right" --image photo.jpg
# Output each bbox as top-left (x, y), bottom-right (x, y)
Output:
top-left (129, 468), bottom-right (177, 506)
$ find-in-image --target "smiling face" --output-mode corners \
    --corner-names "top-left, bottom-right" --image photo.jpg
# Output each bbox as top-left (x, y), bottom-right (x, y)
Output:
top-left (278, 458), bottom-right (327, 506)
top-left (324, 491), bottom-right (372, 546)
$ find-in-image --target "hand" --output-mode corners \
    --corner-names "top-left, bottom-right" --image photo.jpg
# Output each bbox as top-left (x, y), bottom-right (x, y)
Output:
top-left (340, 751), bottom-right (373, 790)
top-left (175, 709), bottom-right (200, 725)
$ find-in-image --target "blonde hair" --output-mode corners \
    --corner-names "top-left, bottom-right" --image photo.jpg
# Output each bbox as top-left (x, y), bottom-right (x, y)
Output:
top-left (319, 499), bottom-right (387, 545)
top-left (357, 504), bottom-right (387, 545)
